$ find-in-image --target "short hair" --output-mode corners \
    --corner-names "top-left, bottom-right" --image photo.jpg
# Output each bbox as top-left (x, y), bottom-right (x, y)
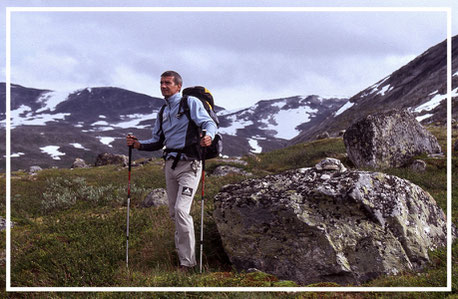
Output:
top-left (161, 70), bottom-right (183, 86)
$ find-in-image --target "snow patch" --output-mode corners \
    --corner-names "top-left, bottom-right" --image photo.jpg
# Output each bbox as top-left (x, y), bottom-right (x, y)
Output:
top-left (36, 90), bottom-right (71, 113)
top-left (4, 152), bottom-right (25, 158)
top-left (261, 106), bottom-right (317, 139)
top-left (98, 136), bottom-right (116, 147)
top-left (70, 143), bottom-right (89, 151)
top-left (218, 114), bottom-right (253, 136)
top-left (335, 101), bottom-right (354, 116)
top-left (416, 114), bottom-right (433, 122)
top-left (414, 87), bottom-right (458, 113)
top-left (115, 113), bottom-right (157, 129)
top-left (40, 146), bottom-right (65, 160)
top-left (248, 138), bottom-right (262, 153)
top-left (6, 104), bottom-right (70, 128)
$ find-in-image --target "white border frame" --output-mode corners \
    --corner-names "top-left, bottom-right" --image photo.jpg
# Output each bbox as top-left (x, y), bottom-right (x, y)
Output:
top-left (5, 6), bottom-right (453, 293)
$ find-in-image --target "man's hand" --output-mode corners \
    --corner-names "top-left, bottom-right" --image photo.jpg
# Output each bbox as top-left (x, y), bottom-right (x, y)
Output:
top-left (200, 135), bottom-right (212, 147)
top-left (126, 134), bottom-right (140, 149)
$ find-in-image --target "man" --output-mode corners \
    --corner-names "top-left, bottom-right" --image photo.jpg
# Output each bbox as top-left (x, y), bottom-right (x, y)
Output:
top-left (126, 70), bottom-right (217, 271)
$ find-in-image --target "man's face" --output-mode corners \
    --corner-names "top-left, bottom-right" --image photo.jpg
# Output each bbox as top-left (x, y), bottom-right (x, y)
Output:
top-left (160, 76), bottom-right (181, 98)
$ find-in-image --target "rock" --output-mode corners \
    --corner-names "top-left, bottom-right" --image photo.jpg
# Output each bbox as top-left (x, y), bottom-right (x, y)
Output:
top-left (95, 153), bottom-right (129, 167)
top-left (29, 166), bottom-right (42, 175)
top-left (314, 157), bottom-right (347, 172)
top-left (343, 109), bottom-right (442, 169)
top-left (409, 160), bottom-right (427, 172)
top-left (213, 159), bottom-right (448, 286)
top-left (0, 216), bottom-right (14, 231)
top-left (141, 188), bottom-right (168, 208)
top-left (211, 165), bottom-right (253, 177)
top-left (316, 131), bottom-right (330, 140)
top-left (71, 158), bottom-right (89, 169)
top-left (338, 130), bottom-right (346, 137)
top-left (454, 140), bottom-right (458, 152)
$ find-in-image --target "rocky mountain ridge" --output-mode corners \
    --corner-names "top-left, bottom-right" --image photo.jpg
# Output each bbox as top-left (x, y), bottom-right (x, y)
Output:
top-left (0, 83), bottom-right (345, 171)
top-left (290, 35), bottom-right (458, 145)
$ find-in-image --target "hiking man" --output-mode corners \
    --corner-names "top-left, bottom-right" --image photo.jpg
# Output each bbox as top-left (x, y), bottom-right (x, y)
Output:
top-left (126, 70), bottom-right (217, 271)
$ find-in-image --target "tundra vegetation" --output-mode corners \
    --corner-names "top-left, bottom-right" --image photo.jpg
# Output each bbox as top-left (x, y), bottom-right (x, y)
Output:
top-left (0, 125), bottom-right (456, 298)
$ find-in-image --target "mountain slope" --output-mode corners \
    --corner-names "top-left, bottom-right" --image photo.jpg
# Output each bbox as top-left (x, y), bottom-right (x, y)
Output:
top-left (1, 84), bottom-right (344, 171)
top-left (290, 35), bottom-right (458, 145)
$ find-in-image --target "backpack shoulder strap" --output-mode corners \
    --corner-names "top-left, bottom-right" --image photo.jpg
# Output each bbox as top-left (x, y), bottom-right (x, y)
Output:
top-left (158, 104), bottom-right (167, 133)
top-left (179, 95), bottom-right (194, 124)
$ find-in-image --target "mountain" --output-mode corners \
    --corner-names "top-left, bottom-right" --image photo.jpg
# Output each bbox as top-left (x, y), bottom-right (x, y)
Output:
top-left (290, 35), bottom-right (458, 145)
top-left (0, 84), bottom-right (345, 171)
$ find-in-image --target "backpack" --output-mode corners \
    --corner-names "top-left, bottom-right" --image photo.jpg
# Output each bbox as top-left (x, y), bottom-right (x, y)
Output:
top-left (158, 86), bottom-right (223, 163)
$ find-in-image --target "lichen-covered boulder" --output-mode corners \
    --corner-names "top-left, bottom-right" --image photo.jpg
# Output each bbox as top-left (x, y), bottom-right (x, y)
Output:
top-left (94, 153), bottom-right (128, 167)
top-left (213, 158), bottom-right (447, 285)
top-left (141, 188), bottom-right (168, 208)
top-left (343, 109), bottom-right (441, 169)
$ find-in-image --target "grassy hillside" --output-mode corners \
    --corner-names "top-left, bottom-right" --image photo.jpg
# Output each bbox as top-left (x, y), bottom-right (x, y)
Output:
top-left (1, 125), bottom-right (456, 298)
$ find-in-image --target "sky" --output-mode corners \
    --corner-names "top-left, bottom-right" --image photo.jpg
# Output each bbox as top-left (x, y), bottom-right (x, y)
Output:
top-left (1, 0), bottom-right (457, 110)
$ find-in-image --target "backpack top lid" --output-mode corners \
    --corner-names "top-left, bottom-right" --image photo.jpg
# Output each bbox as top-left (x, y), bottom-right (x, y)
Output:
top-left (182, 86), bottom-right (215, 110)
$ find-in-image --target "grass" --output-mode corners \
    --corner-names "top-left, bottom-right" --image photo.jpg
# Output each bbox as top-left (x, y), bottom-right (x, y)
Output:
top-left (1, 125), bottom-right (456, 298)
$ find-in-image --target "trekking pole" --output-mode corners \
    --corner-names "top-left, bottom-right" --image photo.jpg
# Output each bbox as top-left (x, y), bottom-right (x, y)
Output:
top-left (126, 134), bottom-right (134, 269)
top-left (199, 130), bottom-right (207, 273)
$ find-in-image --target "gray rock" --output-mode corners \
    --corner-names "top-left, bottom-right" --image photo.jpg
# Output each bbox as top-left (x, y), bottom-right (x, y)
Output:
top-left (95, 153), bottom-right (129, 167)
top-left (141, 188), bottom-right (168, 208)
top-left (316, 131), bottom-right (330, 140)
top-left (410, 160), bottom-right (427, 172)
top-left (71, 158), bottom-right (89, 169)
top-left (29, 166), bottom-right (42, 175)
top-left (211, 165), bottom-right (252, 177)
top-left (213, 159), bottom-right (448, 286)
top-left (315, 157), bottom-right (347, 172)
top-left (343, 109), bottom-right (442, 169)
top-left (0, 216), bottom-right (14, 231)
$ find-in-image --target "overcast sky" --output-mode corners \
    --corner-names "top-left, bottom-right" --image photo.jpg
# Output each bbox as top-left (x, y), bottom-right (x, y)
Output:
top-left (1, 0), bottom-right (457, 109)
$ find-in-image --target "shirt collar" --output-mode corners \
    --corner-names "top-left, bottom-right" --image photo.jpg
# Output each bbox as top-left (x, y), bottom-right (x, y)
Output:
top-left (165, 92), bottom-right (182, 106)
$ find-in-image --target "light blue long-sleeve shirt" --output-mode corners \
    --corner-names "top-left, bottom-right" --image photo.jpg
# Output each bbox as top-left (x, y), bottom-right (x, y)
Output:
top-left (139, 92), bottom-right (217, 160)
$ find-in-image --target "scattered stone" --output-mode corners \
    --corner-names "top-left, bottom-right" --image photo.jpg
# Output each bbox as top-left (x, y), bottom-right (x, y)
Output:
top-left (213, 158), bottom-right (448, 286)
top-left (29, 166), bottom-right (42, 175)
top-left (0, 216), bottom-right (14, 231)
top-left (211, 165), bottom-right (253, 177)
top-left (409, 160), bottom-right (427, 172)
top-left (95, 153), bottom-right (129, 167)
top-left (141, 188), bottom-right (168, 208)
top-left (316, 131), bottom-right (330, 140)
top-left (343, 109), bottom-right (442, 169)
top-left (71, 158), bottom-right (89, 169)
top-left (314, 157), bottom-right (347, 172)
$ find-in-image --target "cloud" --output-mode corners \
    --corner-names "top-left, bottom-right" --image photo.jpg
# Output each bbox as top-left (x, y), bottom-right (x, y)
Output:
top-left (4, 5), bottom-right (451, 109)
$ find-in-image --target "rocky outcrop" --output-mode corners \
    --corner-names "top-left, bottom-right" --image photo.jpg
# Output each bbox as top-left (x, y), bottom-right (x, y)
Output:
top-left (71, 158), bottom-right (89, 168)
top-left (29, 166), bottom-right (42, 175)
top-left (343, 110), bottom-right (441, 169)
top-left (141, 188), bottom-right (168, 208)
top-left (94, 153), bottom-right (128, 167)
top-left (213, 158), bottom-right (448, 286)
top-left (211, 165), bottom-right (253, 177)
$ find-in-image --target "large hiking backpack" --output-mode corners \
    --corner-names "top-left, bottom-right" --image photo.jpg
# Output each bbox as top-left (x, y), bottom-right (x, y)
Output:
top-left (158, 86), bottom-right (223, 162)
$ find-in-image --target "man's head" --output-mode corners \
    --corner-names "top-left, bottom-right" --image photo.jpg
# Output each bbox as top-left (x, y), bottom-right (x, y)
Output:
top-left (160, 70), bottom-right (182, 99)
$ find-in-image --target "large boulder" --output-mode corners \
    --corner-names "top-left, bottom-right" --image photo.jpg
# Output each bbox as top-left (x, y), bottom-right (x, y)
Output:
top-left (213, 158), bottom-right (448, 285)
top-left (343, 110), bottom-right (441, 169)
top-left (95, 153), bottom-right (128, 167)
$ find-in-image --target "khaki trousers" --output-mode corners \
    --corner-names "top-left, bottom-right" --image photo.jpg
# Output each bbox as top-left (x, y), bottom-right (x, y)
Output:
top-left (165, 159), bottom-right (202, 267)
